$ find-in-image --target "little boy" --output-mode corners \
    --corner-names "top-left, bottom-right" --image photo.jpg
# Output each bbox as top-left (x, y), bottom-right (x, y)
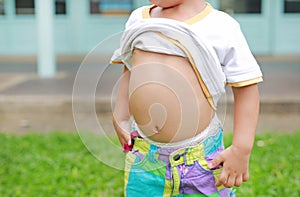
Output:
top-left (111, 0), bottom-right (263, 196)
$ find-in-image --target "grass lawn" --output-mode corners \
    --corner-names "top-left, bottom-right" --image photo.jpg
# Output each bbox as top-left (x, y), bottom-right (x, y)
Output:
top-left (0, 131), bottom-right (299, 197)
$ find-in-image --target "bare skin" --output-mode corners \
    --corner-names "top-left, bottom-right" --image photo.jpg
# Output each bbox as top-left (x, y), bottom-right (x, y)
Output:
top-left (209, 84), bottom-right (260, 188)
top-left (149, 0), bottom-right (207, 21)
top-left (113, 0), bottom-right (260, 188)
top-left (129, 49), bottom-right (213, 143)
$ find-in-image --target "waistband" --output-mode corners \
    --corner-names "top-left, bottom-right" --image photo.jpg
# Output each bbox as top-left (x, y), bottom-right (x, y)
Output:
top-left (131, 114), bottom-right (222, 148)
top-left (132, 126), bottom-right (223, 166)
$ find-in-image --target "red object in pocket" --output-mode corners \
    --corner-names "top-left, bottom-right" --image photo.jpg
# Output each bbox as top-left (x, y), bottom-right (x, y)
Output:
top-left (122, 143), bottom-right (133, 152)
top-left (122, 131), bottom-right (139, 152)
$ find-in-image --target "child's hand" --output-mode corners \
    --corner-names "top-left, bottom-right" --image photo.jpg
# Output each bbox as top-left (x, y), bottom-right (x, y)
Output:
top-left (208, 145), bottom-right (250, 188)
top-left (113, 119), bottom-right (131, 147)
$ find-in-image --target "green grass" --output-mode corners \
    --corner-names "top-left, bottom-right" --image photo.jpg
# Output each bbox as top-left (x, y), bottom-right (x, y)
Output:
top-left (0, 131), bottom-right (300, 197)
top-left (0, 132), bottom-right (123, 197)
top-left (237, 132), bottom-right (300, 196)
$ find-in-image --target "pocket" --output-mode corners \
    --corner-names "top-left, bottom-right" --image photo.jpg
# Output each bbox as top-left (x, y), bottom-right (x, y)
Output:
top-left (185, 160), bottom-right (223, 194)
top-left (195, 160), bottom-right (226, 193)
top-left (194, 159), bottom-right (222, 174)
top-left (125, 151), bottom-right (166, 176)
top-left (125, 150), bottom-right (146, 167)
top-left (124, 150), bottom-right (147, 174)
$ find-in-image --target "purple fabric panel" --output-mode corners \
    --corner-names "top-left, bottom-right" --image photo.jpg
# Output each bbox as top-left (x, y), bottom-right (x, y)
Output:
top-left (176, 162), bottom-right (218, 195)
top-left (219, 188), bottom-right (233, 197)
top-left (205, 145), bottom-right (224, 162)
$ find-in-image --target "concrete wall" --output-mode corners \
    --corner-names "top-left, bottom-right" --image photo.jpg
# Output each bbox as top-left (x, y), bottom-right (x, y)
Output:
top-left (223, 0), bottom-right (300, 55)
top-left (0, 0), bottom-right (299, 56)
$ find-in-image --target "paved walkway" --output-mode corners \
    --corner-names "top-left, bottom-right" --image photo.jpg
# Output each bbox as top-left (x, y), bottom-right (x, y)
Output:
top-left (0, 56), bottom-right (299, 133)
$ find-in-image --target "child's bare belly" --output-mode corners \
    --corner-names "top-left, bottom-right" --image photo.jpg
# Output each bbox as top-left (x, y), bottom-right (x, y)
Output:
top-left (129, 49), bottom-right (213, 143)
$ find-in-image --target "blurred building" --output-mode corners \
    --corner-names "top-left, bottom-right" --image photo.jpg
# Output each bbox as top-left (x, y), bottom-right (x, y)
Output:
top-left (0, 0), bottom-right (299, 56)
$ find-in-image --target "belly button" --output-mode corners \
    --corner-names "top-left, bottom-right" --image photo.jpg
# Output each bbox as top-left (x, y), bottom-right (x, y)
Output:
top-left (152, 126), bottom-right (160, 134)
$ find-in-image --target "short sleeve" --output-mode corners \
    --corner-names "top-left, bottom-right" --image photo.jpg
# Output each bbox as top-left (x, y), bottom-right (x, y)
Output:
top-left (110, 7), bottom-right (144, 65)
top-left (110, 48), bottom-right (123, 65)
top-left (222, 25), bottom-right (263, 87)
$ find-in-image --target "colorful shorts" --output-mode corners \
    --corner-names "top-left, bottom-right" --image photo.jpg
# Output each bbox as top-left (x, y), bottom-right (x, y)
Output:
top-left (124, 126), bottom-right (236, 197)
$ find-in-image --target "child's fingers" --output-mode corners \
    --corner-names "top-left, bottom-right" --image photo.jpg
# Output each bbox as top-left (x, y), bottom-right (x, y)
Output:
top-left (215, 169), bottom-right (228, 187)
top-left (122, 135), bottom-right (130, 145)
top-left (224, 174), bottom-right (244, 188)
top-left (217, 169), bottom-right (246, 188)
top-left (242, 172), bottom-right (249, 182)
top-left (225, 174), bottom-right (235, 188)
top-left (117, 133), bottom-right (130, 145)
top-left (208, 154), bottom-right (224, 169)
top-left (235, 174), bottom-right (243, 187)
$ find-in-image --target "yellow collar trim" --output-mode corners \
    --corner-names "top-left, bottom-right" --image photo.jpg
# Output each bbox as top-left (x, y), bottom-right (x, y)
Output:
top-left (142, 5), bottom-right (155, 19)
top-left (142, 3), bottom-right (213, 25)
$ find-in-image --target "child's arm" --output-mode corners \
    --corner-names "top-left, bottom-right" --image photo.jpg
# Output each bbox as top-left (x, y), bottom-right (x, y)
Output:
top-left (208, 83), bottom-right (260, 188)
top-left (112, 66), bottom-right (132, 146)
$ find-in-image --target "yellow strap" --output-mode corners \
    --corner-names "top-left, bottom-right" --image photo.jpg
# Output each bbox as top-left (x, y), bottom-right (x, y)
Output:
top-left (163, 179), bottom-right (173, 197)
top-left (156, 32), bottom-right (216, 110)
top-left (171, 166), bottom-right (181, 196)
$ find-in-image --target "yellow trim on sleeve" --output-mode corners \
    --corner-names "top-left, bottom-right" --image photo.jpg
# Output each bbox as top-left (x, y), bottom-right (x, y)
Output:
top-left (227, 77), bottom-right (263, 87)
top-left (110, 60), bottom-right (124, 65)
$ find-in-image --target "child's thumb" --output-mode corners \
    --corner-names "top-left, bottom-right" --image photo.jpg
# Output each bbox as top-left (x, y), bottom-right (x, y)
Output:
top-left (208, 155), bottom-right (224, 169)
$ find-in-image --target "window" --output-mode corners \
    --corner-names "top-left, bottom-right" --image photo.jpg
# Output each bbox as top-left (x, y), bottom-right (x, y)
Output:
top-left (285, 0), bottom-right (300, 13)
top-left (15, 0), bottom-right (35, 15)
top-left (220, 0), bottom-right (262, 14)
top-left (55, 0), bottom-right (66, 15)
top-left (90, 0), bottom-right (133, 15)
top-left (0, 0), bottom-right (4, 15)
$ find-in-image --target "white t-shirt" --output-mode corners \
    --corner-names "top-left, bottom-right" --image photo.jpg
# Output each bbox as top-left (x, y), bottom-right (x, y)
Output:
top-left (113, 3), bottom-right (263, 87)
